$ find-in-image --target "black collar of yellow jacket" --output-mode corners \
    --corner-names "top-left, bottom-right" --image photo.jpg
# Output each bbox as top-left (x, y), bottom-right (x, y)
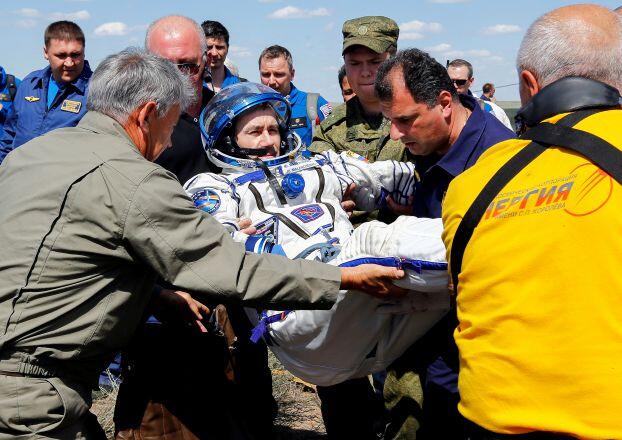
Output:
top-left (515, 77), bottom-right (622, 134)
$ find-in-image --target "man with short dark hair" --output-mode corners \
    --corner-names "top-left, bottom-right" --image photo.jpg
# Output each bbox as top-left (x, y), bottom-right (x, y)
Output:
top-left (258, 44), bottom-right (331, 147)
top-left (480, 82), bottom-right (495, 102)
top-left (375, 48), bottom-right (514, 439)
top-left (338, 65), bottom-right (355, 102)
top-left (447, 58), bottom-right (512, 129)
top-left (0, 21), bottom-right (92, 162)
top-left (201, 20), bottom-right (245, 92)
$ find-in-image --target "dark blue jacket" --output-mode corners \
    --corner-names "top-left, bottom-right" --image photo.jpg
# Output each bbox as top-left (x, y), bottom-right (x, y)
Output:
top-left (0, 66), bottom-right (21, 132)
top-left (410, 94), bottom-right (515, 392)
top-left (0, 61), bottom-right (92, 163)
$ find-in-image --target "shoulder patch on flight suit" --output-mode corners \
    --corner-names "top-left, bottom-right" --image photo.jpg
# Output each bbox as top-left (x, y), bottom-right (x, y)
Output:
top-left (25, 96), bottom-right (40, 102)
top-left (319, 103), bottom-right (332, 119)
top-left (61, 100), bottom-right (82, 114)
top-left (192, 189), bottom-right (221, 214)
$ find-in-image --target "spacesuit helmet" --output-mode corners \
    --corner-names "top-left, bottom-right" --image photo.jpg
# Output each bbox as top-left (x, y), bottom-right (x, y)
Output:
top-left (199, 82), bottom-right (302, 170)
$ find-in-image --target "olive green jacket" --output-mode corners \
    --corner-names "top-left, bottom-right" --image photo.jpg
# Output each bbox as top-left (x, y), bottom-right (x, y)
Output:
top-left (0, 111), bottom-right (340, 387)
top-left (309, 96), bottom-right (409, 162)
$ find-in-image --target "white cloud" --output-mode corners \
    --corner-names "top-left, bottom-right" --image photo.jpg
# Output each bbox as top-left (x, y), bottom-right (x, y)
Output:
top-left (324, 22), bottom-right (335, 31)
top-left (400, 32), bottom-right (424, 40)
top-left (400, 20), bottom-right (442, 33)
top-left (268, 6), bottom-right (330, 19)
top-left (94, 22), bottom-right (129, 36)
top-left (49, 10), bottom-right (91, 20)
top-left (426, 43), bottom-right (452, 52)
top-left (15, 8), bottom-right (41, 18)
top-left (483, 24), bottom-right (521, 35)
top-left (16, 19), bottom-right (38, 28)
top-left (229, 45), bottom-right (252, 58)
top-left (467, 49), bottom-right (492, 57)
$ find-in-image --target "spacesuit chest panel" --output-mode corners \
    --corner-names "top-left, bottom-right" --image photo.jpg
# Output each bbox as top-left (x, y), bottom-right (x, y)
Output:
top-left (237, 166), bottom-right (346, 245)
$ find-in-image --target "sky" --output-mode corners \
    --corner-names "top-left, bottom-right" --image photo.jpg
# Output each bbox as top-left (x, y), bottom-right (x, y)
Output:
top-left (1, 0), bottom-right (620, 103)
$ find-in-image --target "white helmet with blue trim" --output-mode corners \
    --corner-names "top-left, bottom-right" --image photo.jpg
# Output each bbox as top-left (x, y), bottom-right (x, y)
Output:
top-left (199, 82), bottom-right (303, 171)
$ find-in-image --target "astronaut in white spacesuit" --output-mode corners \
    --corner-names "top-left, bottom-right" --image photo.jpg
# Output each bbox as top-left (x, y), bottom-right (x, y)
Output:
top-left (185, 83), bottom-right (449, 386)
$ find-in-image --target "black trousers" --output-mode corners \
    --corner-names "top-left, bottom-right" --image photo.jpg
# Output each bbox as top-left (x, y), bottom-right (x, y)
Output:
top-left (317, 377), bottom-right (385, 440)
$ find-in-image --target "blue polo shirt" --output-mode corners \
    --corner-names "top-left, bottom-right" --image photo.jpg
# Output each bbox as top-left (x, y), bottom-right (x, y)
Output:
top-left (411, 94), bottom-right (515, 392)
top-left (286, 83), bottom-right (331, 147)
top-left (0, 61), bottom-right (92, 163)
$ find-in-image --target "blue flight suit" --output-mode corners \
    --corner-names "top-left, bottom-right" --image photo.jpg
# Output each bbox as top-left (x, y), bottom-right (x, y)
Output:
top-left (0, 66), bottom-right (21, 135)
top-left (286, 83), bottom-right (331, 147)
top-left (0, 61), bottom-right (92, 163)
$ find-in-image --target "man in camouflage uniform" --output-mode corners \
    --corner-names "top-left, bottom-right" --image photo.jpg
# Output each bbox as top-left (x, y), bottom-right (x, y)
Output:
top-left (309, 16), bottom-right (420, 440)
top-left (309, 16), bottom-right (409, 164)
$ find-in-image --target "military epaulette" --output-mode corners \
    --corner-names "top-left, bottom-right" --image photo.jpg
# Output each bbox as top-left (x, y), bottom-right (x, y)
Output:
top-left (318, 102), bottom-right (347, 130)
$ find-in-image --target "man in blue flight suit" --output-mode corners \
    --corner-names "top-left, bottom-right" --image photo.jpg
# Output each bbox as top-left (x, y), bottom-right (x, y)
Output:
top-left (259, 45), bottom-right (332, 147)
top-left (0, 21), bottom-right (92, 163)
top-left (0, 66), bottom-right (21, 136)
top-left (201, 20), bottom-right (246, 93)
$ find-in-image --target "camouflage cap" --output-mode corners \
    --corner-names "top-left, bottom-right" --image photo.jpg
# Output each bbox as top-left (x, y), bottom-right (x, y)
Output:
top-left (342, 16), bottom-right (399, 55)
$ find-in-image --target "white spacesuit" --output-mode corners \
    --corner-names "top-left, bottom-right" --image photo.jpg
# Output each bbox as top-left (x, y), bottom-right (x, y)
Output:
top-left (185, 83), bottom-right (449, 386)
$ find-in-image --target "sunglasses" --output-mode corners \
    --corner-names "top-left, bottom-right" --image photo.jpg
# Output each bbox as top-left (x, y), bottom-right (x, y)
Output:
top-left (452, 79), bottom-right (469, 86)
top-left (175, 62), bottom-right (201, 76)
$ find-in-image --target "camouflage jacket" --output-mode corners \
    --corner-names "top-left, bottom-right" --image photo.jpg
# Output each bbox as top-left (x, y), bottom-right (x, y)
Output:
top-left (309, 96), bottom-right (410, 163)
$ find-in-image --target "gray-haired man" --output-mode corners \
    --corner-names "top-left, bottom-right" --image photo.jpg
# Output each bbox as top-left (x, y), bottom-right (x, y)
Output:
top-left (0, 48), bottom-right (404, 438)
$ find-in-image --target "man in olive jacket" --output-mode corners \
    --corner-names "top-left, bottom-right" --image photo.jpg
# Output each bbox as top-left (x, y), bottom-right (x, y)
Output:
top-left (0, 48), bottom-right (403, 439)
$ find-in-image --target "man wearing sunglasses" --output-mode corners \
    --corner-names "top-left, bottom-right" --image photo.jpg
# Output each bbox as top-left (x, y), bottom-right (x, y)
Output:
top-left (447, 59), bottom-right (513, 130)
top-left (145, 15), bottom-right (218, 184)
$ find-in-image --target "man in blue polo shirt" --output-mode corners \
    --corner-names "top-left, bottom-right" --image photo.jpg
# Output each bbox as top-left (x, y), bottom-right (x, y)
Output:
top-left (0, 66), bottom-right (21, 136)
top-left (0, 21), bottom-right (91, 163)
top-left (259, 45), bottom-right (332, 147)
top-left (376, 49), bottom-right (514, 439)
top-left (201, 20), bottom-right (246, 93)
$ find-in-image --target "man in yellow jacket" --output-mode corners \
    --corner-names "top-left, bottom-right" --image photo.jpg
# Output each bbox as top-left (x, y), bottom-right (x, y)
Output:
top-left (442, 4), bottom-right (622, 439)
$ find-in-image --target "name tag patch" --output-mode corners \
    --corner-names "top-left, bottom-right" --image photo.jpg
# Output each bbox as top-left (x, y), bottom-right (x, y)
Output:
top-left (290, 117), bottom-right (308, 129)
top-left (61, 99), bottom-right (82, 113)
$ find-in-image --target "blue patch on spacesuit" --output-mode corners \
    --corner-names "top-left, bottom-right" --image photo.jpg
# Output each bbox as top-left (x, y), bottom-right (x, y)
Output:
top-left (291, 204), bottom-right (324, 223)
top-left (192, 189), bottom-right (221, 214)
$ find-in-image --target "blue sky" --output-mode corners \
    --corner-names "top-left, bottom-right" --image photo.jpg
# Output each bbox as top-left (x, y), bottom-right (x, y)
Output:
top-left (2, 0), bottom-right (620, 102)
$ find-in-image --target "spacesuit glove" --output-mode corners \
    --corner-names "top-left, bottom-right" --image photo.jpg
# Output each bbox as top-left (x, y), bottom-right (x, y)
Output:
top-left (376, 291), bottom-right (450, 314)
top-left (340, 264), bottom-right (408, 299)
top-left (377, 161), bottom-right (417, 206)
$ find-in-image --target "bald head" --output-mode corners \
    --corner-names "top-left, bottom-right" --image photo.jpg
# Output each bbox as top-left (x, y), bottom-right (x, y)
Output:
top-left (517, 4), bottom-right (622, 91)
top-left (145, 15), bottom-right (207, 57)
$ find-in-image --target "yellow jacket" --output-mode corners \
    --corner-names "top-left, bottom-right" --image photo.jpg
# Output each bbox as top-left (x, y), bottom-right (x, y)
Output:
top-left (442, 109), bottom-right (622, 438)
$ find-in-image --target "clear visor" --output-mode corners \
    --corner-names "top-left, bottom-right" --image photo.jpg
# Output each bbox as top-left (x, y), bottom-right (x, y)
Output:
top-left (201, 83), bottom-right (290, 150)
